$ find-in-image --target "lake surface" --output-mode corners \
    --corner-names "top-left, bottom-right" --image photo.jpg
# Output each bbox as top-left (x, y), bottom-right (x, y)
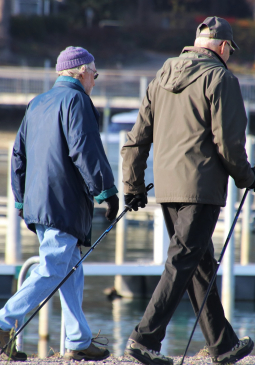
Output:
top-left (0, 221), bottom-right (255, 358)
top-left (0, 133), bottom-right (255, 358)
top-left (2, 272), bottom-right (255, 358)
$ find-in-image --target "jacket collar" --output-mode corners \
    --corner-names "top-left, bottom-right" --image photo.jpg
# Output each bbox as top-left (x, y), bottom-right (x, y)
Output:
top-left (181, 46), bottom-right (228, 69)
top-left (54, 75), bottom-right (100, 125)
top-left (54, 76), bottom-right (85, 92)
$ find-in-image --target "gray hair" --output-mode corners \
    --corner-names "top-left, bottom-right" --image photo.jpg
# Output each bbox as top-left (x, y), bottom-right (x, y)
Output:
top-left (57, 61), bottom-right (94, 79)
top-left (194, 37), bottom-right (222, 48)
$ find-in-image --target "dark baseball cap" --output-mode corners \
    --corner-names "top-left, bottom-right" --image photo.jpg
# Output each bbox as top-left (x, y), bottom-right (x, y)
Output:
top-left (196, 16), bottom-right (239, 50)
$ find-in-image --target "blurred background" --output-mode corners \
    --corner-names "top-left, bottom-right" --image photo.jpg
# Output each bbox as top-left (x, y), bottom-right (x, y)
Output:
top-left (0, 0), bottom-right (255, 68)
top-left (0, 0), bottom-right (254, 131)
top-left (0, 0), bottom-right (255, 360)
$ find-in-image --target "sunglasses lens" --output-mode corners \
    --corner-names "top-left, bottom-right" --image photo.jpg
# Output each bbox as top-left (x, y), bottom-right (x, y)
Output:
top-left (227, 42), bottom-right (234, 56)
top-left (94, 73), bottom-right (99, 80)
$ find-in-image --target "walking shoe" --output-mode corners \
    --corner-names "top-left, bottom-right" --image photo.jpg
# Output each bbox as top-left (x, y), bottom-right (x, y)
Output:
top-left (0, 329), bottom-right (27, 361)
top-left (64, 342), bottom-right (110, 361)
top-left (125, 338), bottom-right (173, 365)
top-left (212, 336), bottom-right (254, 364)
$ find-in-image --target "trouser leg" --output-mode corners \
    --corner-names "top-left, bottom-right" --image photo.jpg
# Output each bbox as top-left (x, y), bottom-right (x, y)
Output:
top-left (187, 240), bottom-right (238, 356)
top-left (0, 225), bottom-right (91, 349)
top-left (58, 247), bottom-right (92, 350)
top-left (0, 225), bottom-right (74, 330)
top-left (130, 203), bottom-right (232, 354)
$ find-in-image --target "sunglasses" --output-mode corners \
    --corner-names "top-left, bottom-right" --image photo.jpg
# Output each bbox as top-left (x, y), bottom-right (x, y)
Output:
top-left (220, 41), bottom-right (235, 56)
top-left (87, 66), bottom-right (99, 79)
top-left (226, 41), bottom-right (235, 56)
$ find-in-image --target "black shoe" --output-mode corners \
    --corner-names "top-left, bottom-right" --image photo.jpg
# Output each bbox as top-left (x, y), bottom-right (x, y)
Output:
top-left (125, 338), bottom-right (173, 365)
top-left (212, 336), bottom-right (254, 364)
top-left (64, 342), bottom-right (110, 361)
top-left (0, 329), bottom-right (27, 361)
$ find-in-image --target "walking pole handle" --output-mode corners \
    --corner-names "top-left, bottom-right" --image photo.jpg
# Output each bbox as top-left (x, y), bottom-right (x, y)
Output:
top-left (125, 183), bottom-right (154, 210)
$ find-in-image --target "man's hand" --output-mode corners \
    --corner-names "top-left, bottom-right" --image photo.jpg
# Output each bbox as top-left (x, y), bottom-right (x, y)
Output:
top-left (124, 193), bottom-right (148, 211)
top-left (105, 195), bottom-right (119, 221)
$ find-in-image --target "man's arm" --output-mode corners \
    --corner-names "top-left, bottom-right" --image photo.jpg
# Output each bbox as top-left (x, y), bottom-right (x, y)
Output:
top-left (121, 81), bottom-right (154, 195)
top-left (208, 70), bottom-right (254, 188)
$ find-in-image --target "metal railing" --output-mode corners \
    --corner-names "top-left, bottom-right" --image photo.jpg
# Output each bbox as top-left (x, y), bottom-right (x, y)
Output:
top-left (0, 67), bottom-right (154, 100)
top-left (16, 256), bottom-right (66, 357)
top-left (0, 66), bottom-right (254, 103)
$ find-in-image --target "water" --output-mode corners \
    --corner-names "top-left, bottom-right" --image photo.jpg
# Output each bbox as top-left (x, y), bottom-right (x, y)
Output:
top-left (1, 134), bottom-right (255, 357)
top-left (1, 221), bottom-right (255, 357)
top-left (2, 275), bottom-right (255, 358)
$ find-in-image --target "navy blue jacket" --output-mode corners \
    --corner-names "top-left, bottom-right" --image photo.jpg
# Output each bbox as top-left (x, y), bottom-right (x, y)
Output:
top-left (11, 76), bottom-right (117, 245)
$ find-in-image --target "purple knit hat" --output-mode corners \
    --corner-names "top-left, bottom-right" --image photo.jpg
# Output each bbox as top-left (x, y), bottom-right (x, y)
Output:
top-left (56, 46), bottom-right (94, 72)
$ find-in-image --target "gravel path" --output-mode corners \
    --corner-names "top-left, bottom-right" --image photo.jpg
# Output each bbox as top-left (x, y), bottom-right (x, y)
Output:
top-left (1, 355), bottom-right (255, 364)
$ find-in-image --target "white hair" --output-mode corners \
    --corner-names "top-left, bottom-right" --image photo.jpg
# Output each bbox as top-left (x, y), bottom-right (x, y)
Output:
top-left (57, 61), bottom-right (94, 79)
top-left (194, 26), bottom-right (222, 48)
top-left (194, 37), bottom-right (222, 48)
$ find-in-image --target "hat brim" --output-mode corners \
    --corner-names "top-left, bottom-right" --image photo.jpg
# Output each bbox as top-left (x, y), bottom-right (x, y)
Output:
top-left (231, 39), bottom-right (239, 50)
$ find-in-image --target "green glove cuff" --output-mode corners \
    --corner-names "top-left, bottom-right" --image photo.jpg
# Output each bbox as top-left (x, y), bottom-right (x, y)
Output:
top-left (95, 185), bottom-right (118, 204)
top-left (15, 202), bottom-right (23, 209)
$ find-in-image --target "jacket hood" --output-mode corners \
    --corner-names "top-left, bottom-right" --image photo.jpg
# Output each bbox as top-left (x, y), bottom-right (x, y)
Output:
top-left (157, 46), bottom-right (227, 93)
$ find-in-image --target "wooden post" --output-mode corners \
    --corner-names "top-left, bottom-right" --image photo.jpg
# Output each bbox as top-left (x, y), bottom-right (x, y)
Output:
top-left (140, 76), bottom-right (147, 101)
top-left (221, 177), bottom-right (236, 322)
top-left (5, 142), bottom-right (21, 264)
top-left (38, 299), bottom-right (52, 358)
top-left (241, 103), bottom-right (253, 265)
top-left (114, 131), bottom-right (127, 292)
top-left (60, 310), bottom-right (66, 356)
top-left (153, 208), bottom-right (169, 264)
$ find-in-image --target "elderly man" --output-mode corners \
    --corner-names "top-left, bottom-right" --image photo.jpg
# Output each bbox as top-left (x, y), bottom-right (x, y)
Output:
top-left (122, 17), bottom-right (254, 365)
top-left (0, 46), bottom-right (119, 361)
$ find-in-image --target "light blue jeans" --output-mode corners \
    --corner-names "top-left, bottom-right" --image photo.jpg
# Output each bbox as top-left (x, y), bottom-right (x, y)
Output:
top-left (0, 224), bottom-right (92, 350)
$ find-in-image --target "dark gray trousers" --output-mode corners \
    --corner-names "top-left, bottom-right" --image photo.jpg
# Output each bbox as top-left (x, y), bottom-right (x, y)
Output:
top-left (130, 203), bottom-right (239, 357)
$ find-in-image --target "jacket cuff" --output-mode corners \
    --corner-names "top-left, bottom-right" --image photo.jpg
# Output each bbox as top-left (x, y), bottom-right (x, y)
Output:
top-left (124, 183), bottom-right (146, 195)
top-left (95, 185), bottom-right (118, 204)
top-left (15, 202), bottom-right (23, 209)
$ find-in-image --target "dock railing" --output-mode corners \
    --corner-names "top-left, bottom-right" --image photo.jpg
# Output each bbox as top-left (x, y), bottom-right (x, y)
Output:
top-left (0, 66), bottom-right (254, 108)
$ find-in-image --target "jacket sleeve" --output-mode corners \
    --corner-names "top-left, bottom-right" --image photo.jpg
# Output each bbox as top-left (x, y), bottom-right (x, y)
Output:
top-left (208, 70), bottom-right (254, 189)
top-left (121, 80), bottom-right (154, 195)
top-left (11, 117), bottom-right (27, 208)
top-left (63, 93), bottom-right (116, 197)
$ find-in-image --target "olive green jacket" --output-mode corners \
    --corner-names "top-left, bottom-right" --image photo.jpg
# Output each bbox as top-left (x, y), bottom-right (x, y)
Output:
top-left (121, 46), bottom-right (254, 206)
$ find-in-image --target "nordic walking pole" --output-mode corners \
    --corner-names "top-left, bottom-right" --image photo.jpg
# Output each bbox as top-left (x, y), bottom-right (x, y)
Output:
top-left (180, 188), bottom-right (249, 365)
top-left (0, 183), bottom-right (154, 355)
